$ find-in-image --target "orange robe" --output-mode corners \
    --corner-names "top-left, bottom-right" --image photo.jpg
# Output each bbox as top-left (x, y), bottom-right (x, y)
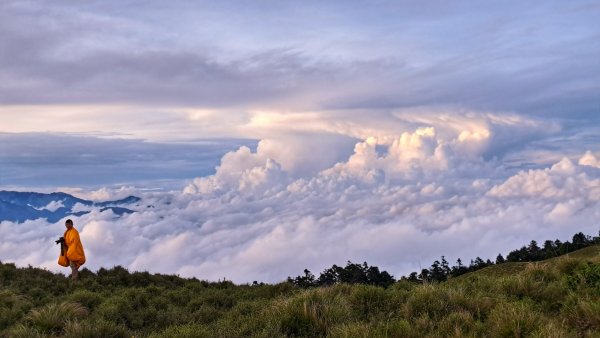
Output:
top-left (64, 227), bottom-right (86, 267)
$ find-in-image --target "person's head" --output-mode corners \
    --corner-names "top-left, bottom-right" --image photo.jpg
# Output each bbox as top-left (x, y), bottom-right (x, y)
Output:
top-left (65, 219), bottom-right (73, 229)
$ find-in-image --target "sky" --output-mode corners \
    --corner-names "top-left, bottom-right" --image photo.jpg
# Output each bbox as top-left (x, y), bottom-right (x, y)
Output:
top-left (0, 0), bottom-right (599, 282)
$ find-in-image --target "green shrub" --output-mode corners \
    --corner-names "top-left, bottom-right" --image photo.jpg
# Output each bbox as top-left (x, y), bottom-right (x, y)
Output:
top-left (0, 290), bottom-right (30, 330)
top-left (188, 303), bottom-right (223, 324)
top-left (94, 289), bottom-right (178, 332)
top-left (567, 263), bottom-right (600, 291)
top-left (202, 291), bottom-right (237, 310)
top-left (229, 299), bottom-right (269, 317)
top-left (95, 296), bottom-right (131, 325)
top-left (67, 290), bottom-right (103, 311)
top-left (165, 287), bottom-right (193, 306)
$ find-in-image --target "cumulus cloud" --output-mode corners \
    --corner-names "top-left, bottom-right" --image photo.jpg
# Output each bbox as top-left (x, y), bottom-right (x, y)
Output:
top-left (1, 116), bottom-right (598, 283)
top-left (579, 150), bottom-right (600, 168)
top-left (184, 145), bottom-right (288, 195)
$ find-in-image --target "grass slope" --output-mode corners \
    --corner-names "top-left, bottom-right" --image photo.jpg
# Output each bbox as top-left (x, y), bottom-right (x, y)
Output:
top-left (453, 245), bottom-right (600, 281)
top-left (1, 246), bottom-right (599, 337)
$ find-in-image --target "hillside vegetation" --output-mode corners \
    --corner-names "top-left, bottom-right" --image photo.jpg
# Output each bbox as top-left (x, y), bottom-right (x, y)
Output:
top-left (1, 246), bottom-right (599, 337)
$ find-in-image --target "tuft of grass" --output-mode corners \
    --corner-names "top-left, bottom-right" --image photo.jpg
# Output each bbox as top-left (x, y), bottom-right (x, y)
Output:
top-left (436, 310), bottom-right (481, 337)
top-left (329, 322), bottom-right (371, 337)
top-left (487, 301), bottom-right (542, 338)
top-left (530, 321), bottom-right (573, 338)
top-left (269, 286), bottom-right (352, 337)
top-left (5, 324), bottom-right (47, 338)
top-left (562, 294), bottom-right (600, 334)
top-left (0, 289), bottom-right (27, 307)
top-left (148, 323), bottom-right (213, 338)
top-left (497, 272), bottom-right (566, 310)
top-left (404, 284), bottom-right (470, 321)
top-left (63, 319), bottom-right (130, 338)
top-left (347, 284), bottom-right (392, 320)
top-left (26, 301), bottom-right (88, 334)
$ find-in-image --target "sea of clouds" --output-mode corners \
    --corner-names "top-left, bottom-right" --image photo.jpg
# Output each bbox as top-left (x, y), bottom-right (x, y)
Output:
top-left (1, 112), bottom-right (599, 283)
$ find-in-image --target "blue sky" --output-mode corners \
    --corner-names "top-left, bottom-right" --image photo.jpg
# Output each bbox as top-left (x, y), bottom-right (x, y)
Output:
top-left (1, 1), bottom-right (599, 281)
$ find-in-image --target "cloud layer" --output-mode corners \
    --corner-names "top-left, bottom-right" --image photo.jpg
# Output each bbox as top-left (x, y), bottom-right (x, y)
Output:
top-left (2, 114), bottom-right (599, 283)
top-left (1, 0), bottom-right (598, 140)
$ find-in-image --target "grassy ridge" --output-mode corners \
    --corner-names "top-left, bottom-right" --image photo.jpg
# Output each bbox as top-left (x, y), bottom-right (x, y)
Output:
top-left (1, 247), bottom-right (599, 337)
top-left (453, 245), bottom-right (600, 280)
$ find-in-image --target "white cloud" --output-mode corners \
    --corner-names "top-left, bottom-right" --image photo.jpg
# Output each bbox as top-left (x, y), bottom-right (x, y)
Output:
top-left (28, 200), bottom-right (64, 212)
top-left (66, 186), bottom-right (140, 202)
top-left (44, 200), bottom-right (65, 212)
top-left (183, 145), bottom-right (288, 195)
top-left (1, 116), bottom-right (599, 283)
top-left (579, 150), bottom-right (600, 168)
top-left (487, 157), bottom-right (600, 200)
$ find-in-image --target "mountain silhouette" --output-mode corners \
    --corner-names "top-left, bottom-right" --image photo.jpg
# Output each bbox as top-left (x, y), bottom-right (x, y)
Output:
top-left (0, 190), bottom-right (140, 223)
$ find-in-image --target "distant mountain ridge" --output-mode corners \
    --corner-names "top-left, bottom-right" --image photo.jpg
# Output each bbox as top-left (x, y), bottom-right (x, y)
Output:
top-left (0, 190), bottom-right (141, 223)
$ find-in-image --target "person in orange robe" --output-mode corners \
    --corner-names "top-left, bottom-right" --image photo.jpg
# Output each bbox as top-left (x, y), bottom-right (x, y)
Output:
top-left (62, 219), bottom-right (86, 280)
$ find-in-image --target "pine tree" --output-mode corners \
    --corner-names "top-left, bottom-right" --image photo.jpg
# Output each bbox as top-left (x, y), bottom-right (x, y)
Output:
top-left (441, 256), bottom-right (451, 277)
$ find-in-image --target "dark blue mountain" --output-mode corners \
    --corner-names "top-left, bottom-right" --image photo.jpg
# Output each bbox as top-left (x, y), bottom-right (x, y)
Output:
top-left (0, 191), bottom-right (140, 223)
top-left (99, 207), bottom-right (136, 216)
top-left (95, 195), bottom-right (141, 207)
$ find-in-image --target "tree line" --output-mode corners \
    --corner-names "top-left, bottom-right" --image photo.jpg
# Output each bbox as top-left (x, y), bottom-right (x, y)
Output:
top-left (288, 230), bottom-right (600, 288)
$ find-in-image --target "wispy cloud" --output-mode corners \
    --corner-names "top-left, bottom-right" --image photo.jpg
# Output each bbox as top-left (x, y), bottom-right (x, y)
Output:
top-left (0, 1), bottom-right (598, 118)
